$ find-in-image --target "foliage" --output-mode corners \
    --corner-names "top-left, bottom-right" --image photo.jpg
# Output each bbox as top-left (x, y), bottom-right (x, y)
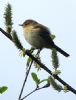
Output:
top-left (12, 30), bottom-right (23, 50)
top-left (4, 3), bottom-right (13, 34)
top-left (48, 76), bottom-right (62, 92)
top-left (31, 72), bottom-right (40, 85)
top-left (0, 86), bottom-right (8, 94)
top-left (52, 48), bottom-right (59, 69)
top-left (51, 34), bottom-right (56, 40)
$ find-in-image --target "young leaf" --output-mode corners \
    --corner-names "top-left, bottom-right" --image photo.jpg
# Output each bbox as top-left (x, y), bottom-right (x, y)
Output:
top-left (34, 62), bottom-right (41, 71)
top-left (51, 34), bottom-right (56, 40)
top-left (0, 86), bottom-right (8, 94)
top-left (26, 57), bottom-right (32, 66)
top-left (31, 72), bottom-right (40, 85)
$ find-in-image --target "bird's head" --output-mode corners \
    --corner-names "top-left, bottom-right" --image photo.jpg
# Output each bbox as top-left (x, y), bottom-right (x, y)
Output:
top-left (19, 19), bottom-right (38, 28)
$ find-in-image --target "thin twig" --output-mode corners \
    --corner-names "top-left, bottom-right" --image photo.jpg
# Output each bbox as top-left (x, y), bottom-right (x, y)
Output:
top-left (21, 88), bottom-right (37, 100)
top-left (21, 86), bottom-right (47, 100)
top-left (18, 50), bottom-right (40, 100)
top-left (18, 60), bottom-right (33, 100)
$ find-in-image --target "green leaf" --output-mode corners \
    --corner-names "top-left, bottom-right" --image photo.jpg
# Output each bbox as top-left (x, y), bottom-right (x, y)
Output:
top-left (51, 34), bottom-right (56, 40)
top-left (26, 57), bottom-right (32, 66)
top-left (0, 86), bottom-right (8, 94)
top-left (34, 62), bottom-right (41, 71)
top-left (31, 72), bottom-right (40, 85)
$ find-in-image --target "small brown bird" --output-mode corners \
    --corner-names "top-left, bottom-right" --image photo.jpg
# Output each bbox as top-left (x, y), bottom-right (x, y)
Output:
top-left (19, 19), bottom-right (70, 57)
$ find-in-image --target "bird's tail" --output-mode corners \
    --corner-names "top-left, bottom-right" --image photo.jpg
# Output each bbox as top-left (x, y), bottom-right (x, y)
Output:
top-left (54, 45), bottom-right (70, 57)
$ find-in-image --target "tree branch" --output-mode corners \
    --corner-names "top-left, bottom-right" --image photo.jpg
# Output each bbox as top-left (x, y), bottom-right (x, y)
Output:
top-left (0, 28), bottom-right (12, 41)
top-left (0, 27), bottom-right (76, 95)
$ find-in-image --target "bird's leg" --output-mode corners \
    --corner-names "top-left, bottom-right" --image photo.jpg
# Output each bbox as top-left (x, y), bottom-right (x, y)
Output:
top-left (36, 49), bottom-right (42, 56)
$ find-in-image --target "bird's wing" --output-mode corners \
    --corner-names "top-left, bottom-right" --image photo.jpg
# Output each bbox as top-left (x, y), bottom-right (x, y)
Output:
top-left (34, 24), bottom-right (55, 46)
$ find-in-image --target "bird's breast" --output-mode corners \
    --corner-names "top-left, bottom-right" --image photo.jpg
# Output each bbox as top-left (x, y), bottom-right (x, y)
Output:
top-left (23, 26), bottom-right (49, 48)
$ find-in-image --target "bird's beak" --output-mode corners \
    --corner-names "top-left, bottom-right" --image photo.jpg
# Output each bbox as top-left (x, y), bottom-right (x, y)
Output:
top-left (19, 24), bottom-right (23, 26)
